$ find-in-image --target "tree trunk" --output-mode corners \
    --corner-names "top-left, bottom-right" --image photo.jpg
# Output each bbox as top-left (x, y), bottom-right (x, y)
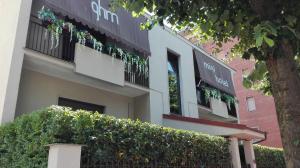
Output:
top-left (266, 39), bottom-right (300, 168)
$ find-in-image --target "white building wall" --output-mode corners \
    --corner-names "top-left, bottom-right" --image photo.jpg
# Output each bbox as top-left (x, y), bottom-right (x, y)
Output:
top-left (0, 0), bottom-right (32, 124)
top-left (74, 44), bottom-right (125, 86)
top-left (16, 69), bottom-right (135, 119)
top-left (148, 26), bottom-right (198, 125)
top-left (134, 94), bottom-right (150, 122)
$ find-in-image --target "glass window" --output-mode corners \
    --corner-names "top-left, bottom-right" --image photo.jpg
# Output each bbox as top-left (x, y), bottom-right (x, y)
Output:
top-left (58, 97), bottom-right (105, 113)
top-left (168, 51), bottom-right (182, 115)
top-left (246, 97), bottom-right (256, 112)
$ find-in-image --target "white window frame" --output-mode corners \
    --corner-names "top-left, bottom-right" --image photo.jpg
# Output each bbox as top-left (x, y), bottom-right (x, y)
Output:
top-left (246, 96), bottom-right (256, 112)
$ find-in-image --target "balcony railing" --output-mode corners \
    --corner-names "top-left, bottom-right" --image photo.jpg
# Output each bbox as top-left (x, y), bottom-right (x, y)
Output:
top-left (26, 17), bottom-right (149, 88)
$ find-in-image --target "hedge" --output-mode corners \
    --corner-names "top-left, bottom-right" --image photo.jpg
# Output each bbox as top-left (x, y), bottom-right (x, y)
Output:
top-left (0, 106), bottom-right (231, 168)
top-left (254, 145), bottom-right (285, 168)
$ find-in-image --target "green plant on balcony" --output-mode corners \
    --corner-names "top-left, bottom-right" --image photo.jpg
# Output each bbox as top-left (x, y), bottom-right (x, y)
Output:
top-left (37, 6), bottom-right (148, 76)
top-left (201, 85), bottom-right (237, 110)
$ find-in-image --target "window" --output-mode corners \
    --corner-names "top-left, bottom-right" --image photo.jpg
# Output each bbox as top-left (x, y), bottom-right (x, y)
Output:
top-left (193, 55), bottom-right (210, 108)
top-left (246, 97), bottom-right (256, 112)
top-left (58, 97), bottom-right (105, 113)
top-left (167, 51), bottom-right (182, 115)
top-left (226, 100), bottom-right (237, 117)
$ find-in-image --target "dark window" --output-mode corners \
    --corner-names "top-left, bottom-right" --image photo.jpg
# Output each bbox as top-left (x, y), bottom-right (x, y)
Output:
top-left (58, 97), bottom-right (105, 113)
top-left (194, 55), bottom-right (210, 108)
top-left (167, 51), bottom-right (182, 115)
top-left (196, 86), bottom-right (211, 108)
top-left (222, 97), bottom-right (237, 117)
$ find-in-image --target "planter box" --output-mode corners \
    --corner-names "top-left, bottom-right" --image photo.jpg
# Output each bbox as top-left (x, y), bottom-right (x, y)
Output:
top-left (74, 43), bottom-right (125, 86)
top-left (210, 98), bottom-right (229, 118)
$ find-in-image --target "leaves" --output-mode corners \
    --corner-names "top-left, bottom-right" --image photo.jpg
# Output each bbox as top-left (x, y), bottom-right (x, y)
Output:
top-left (264, 36), bottom-right (274, 47)
top-left (242, 61), bottom-right (272, 95)
top-left (255, 34), bottom-right (264, 47)
top-left (254, 22), bottom-right (277, 47)
top-left (0, 106), bottom-right (231, 167)
top-left (201, 85), bottom-right (236, 107)
top-left (254, 145), bottom-right (285, 168)
top-left (284, 15), bottom-right (297, 27)
top-left (242, 51), bottom-right (251, 60)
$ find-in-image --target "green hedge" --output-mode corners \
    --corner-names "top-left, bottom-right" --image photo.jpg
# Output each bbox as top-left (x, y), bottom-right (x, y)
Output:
top-left (0, 106), bottom-right (231, 168)
top-left (254, 145), bottom-right (285, 168)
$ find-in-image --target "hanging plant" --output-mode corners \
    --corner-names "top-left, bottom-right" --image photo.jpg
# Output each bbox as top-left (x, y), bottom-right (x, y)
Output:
top-left (201, 85), bottom-right (237, 109)
top-left (38, 6), bottom-right (56, 24)
top-left (47, 24), bottom-right (62, 49)
top-left (37, 7), bottom-right (148, 75)
top-left (221, 93), bottom-right (237, 110)
top-left (65, 22), bottom-right (74, 42)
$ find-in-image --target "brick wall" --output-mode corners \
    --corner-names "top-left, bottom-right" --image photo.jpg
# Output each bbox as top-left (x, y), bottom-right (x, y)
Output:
top-left (202, 42), bottom-right (283, 148)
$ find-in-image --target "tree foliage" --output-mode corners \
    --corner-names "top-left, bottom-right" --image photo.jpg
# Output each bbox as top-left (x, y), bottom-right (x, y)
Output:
top-left (242, 61), bottom-right (272, 95)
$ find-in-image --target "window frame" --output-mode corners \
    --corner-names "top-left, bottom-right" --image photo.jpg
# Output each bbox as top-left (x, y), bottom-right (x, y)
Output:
top-left (167, 50), bottom-right (182, 115)
top-left (246, 96), bottom-right (256, 112)
top-left (58, 97), bottom-right (105, 113)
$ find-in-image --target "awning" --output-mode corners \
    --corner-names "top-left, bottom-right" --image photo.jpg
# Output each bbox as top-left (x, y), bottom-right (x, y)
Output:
top-left (163, 114), bottom-right (266, 141)
top-left (32, 0), bottom-right (150, 56)
top-left (194, 49), bottom-right (235, 95)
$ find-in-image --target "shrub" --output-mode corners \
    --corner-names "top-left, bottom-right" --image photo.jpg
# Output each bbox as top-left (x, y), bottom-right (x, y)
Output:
top-left (254, 145), bottom-right (285, 168)
top-left (0, 106), bottom-right (231, 168)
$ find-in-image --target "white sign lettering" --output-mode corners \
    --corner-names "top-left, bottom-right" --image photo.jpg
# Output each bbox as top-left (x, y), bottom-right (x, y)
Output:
top-left (215, 75), bottom-right (229, 87)
top-left (203, 61), bottom-right (229, 88)
top-left (204, 62), bottom-right (215, 73)
top-left (91, 0), bottom-right (119, 24)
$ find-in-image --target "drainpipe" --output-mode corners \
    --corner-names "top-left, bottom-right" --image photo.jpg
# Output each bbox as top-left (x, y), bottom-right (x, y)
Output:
top-left (253, 132), bottom-right (267, 144)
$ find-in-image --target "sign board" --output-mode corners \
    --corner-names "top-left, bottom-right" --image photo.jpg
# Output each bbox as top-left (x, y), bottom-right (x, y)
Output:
top-left (32, 0), bottom-right (150, 56)
top-left (194, 49), bottom-right (235, 95)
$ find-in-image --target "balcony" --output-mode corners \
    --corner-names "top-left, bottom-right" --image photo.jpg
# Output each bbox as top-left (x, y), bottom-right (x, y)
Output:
top-left (196, 87), bottom-right (238, 122)
top-left (25, 17), bottom-right (149, 88)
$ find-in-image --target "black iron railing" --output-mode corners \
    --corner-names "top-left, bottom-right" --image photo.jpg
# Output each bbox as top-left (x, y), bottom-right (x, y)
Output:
top-left (26, 18), bottom-right (149, 88)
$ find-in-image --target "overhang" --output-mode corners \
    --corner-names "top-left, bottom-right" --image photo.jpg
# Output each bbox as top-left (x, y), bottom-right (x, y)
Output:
top-left (194, 49), bottom-right (235, 95)
top-left (163, 114), bottom-right (266, 141)
top-left (23, 49), bottom-right (149, 98)
top-left (32, 0), bottom-right (150, 56)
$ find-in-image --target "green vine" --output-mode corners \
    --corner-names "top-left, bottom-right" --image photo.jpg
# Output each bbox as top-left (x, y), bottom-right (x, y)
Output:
top-left (201, 85), bottom-right (237, 110)
top-left (38, 7), bottom-right (148, 76)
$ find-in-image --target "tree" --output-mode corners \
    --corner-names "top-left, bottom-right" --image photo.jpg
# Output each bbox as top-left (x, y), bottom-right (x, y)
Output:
top-left (112, 0), bottom-right (300, 167)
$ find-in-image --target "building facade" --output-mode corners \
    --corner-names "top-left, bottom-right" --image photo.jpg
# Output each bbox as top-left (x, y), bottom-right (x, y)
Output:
top-left (1, 0), bottom-right (266, 167)
top-left (202, 41), bottom-right (283, 148)
top-left (229, 58), bottom-right (283, 148)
